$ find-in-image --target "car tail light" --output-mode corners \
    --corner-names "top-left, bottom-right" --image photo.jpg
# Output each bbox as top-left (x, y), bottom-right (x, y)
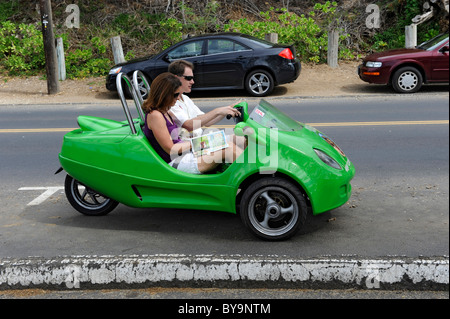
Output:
top-left (279, 48), bottom-right (294, 60)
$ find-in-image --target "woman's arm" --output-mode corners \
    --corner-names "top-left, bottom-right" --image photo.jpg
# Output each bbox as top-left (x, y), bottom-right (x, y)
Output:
top-left (147, 111), bottom-right (191, 157)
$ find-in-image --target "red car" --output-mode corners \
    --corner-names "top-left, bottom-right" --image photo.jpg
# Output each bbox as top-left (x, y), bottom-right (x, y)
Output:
top-left (358, 33), bottom-right (449, 93)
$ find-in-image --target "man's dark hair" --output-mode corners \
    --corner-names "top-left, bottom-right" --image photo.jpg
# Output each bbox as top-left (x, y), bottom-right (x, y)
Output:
top-left (168, 60), bottom-right (194, 76)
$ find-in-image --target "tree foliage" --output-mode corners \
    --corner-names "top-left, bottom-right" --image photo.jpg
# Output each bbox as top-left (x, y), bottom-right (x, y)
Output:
top-left (0, 0), bottom-right (446, 77)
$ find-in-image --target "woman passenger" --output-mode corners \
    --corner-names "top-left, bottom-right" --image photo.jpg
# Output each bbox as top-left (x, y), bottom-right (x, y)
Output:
top-left (142, 72), bottom-right (243, 174)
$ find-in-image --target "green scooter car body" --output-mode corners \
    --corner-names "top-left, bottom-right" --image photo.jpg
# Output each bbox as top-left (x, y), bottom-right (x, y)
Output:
top-left (59, 73), bottom-right (354, 240)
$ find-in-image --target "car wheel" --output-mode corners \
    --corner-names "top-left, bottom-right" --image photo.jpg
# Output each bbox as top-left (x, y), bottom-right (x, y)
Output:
top-left (124, 72), bottom-right (150, 100)
top-left (245, 69), bottom-right (274, 97)
top-left (134, 72), bottom-right (150, 100)
top-left (64, 175), bottom-right (118, 216)
top-left (392, 66), bottom-right (423, 93)
top-left (239, 177), bottom-right (307, 240)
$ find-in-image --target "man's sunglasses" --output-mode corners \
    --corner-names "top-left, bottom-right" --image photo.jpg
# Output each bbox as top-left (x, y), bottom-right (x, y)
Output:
top-left (181, 75), bottom-right (194, 81)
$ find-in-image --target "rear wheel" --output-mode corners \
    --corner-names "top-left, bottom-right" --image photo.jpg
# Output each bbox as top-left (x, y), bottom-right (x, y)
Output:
top-left (239, 177), bottom-right (307, 240)
top-left (64, 175), bottom-right (118, 216)
top-left (245, 69), bottom-right (274, 97)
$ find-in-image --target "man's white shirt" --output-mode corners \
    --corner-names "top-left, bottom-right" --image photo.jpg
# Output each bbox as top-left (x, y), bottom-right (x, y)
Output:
top-left (170, 94), bottom-right (205, 138)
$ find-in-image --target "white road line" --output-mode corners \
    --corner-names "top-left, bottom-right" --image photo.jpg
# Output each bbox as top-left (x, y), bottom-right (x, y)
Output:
top-left (18, 187), bottom-right (64, 206)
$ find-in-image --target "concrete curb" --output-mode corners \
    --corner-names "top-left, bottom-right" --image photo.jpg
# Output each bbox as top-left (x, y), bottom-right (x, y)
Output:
top-left (0, 255), bottom-right (448, 291)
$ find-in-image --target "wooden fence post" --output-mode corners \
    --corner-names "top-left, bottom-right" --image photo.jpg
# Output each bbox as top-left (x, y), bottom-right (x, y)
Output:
top-left (265, 33), bottom-right (278, 43)
top-left (327, 29), bottom-right (339, 68)
top-left (111, 36), bottom-right (125, 64)
top-left (405, 24), bottom-right (417, 48)
top-left (56, 37), bottom-right (66, 81)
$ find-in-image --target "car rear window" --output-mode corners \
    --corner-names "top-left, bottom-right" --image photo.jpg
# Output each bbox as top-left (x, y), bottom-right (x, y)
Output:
top-left (239, 34), bottom-right (274, 48)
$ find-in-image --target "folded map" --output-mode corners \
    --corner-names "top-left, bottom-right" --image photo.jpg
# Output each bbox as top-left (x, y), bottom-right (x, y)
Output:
top-left (190, 130), bottom-right (229, 157)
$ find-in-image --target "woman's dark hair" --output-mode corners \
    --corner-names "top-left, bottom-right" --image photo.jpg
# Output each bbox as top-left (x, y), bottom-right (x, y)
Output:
top-left (142, 72), bottom-right (181, 114)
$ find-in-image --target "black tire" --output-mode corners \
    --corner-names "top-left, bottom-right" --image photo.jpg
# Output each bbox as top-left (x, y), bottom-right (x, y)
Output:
top-left (64, 175), bottom-right (118, 216)
top-left (245, 69), bottom-right (274, 97)
top-left (239, 177), bottom-right (307, 240)
top-left (392, 66), bottom-right (423, 93)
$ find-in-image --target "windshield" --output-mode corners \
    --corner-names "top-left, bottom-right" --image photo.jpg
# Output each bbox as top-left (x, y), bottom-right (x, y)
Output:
top-left (417, 33), bottom-right (449, 50)
top-left (249, 100), bottom-right (303, 131)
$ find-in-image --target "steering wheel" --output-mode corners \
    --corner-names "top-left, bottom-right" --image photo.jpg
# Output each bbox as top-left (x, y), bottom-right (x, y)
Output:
top-left (226, 106), bottom-right (244, 123)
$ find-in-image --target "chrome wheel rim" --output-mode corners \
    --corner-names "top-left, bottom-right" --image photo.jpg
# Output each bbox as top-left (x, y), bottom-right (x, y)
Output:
top-left (249, 73), bottom-right (270, 95)
top-left (69, 179), bottom-right (111, 211)
top-left (398, 71), bottom-right (418, 91)
top-left (247, 186), bottom-right (299, 237)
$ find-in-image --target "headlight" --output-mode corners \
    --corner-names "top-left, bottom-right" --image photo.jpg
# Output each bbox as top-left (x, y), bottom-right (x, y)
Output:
top-left (314, 149), bottom-right (342, 170)
top-left (318, 132), bottom-right (346, 157)
top-left (109, 67), bottom-right (122, 75)
top-left (365, 61), bottom-right (382, 68)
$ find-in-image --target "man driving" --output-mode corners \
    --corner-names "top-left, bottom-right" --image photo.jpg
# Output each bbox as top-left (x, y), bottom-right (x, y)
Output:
top-left (168, 60), bottom-right (241, 138)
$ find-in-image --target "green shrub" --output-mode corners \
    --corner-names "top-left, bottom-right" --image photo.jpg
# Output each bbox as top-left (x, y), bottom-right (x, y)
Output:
top-left (1, 1), bottom-right (446, 78)
top-left (373, 0), bottom-right (440, 49)
top-left (224, 4), bottom-right (343, 63)
top-left (0, 0), bottom-right (19, 23)
top-left (0, 21), bottom-right (45, 75)
top-left (0, 21), bottom-right (111, 78)
top-left (64, 37), bottom-right (110, 78)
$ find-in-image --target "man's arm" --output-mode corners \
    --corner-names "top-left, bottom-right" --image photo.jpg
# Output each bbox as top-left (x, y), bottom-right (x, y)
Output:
top-left (182, 105), bottom-right (240, 131)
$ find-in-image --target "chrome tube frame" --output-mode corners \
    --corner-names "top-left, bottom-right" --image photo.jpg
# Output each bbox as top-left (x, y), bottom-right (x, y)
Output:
top-left (132, 70), bottom-right (150, 111)
top-left (116, 72), bottom-right (138, 135)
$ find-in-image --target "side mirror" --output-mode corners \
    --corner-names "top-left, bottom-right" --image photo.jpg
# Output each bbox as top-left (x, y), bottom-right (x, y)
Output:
top-left (439, 45), bottom-right (449, 53)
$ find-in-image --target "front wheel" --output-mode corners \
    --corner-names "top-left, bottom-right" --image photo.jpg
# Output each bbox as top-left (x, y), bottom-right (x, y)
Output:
top-left (64, 175), bottom-right (118, 216)
top-left (245, 69), bottom-right (274, 97)
top-left (239, 177), bottom-right (307, 240)
top-left (392, 66), bottom-right (423, 93)
top-left (124, 72), bottom-right (150, 99)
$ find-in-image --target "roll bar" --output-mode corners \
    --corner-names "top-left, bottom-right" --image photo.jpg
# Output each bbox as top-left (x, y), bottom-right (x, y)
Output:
top-left (116, 72), bottom-right (144, 135)
top-left (132, 70), bottom-right (150, 107)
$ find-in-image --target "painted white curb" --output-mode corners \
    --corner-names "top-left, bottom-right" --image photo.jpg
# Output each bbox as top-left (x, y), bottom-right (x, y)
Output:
top-left (0, 255), bottom-right (448, 290)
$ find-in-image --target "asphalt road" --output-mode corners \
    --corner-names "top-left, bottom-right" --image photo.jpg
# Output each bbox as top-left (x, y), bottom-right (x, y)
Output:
top-left (1, 287), bottom-right (448, 299)
top-left (0, 94), bottom-right (448, 260)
